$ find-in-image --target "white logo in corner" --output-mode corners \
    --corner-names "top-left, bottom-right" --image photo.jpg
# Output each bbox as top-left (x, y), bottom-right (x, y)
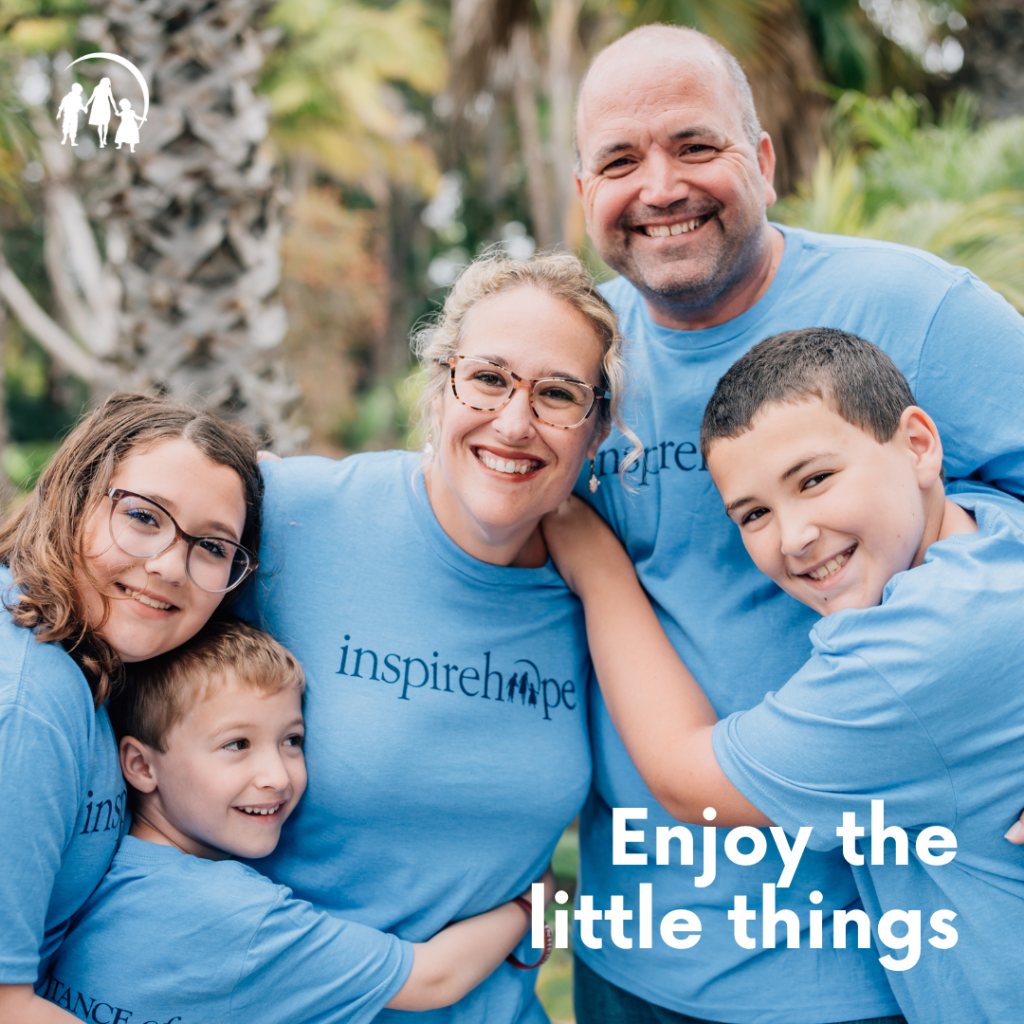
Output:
top-left (56, 52), bottom-right (149, 154)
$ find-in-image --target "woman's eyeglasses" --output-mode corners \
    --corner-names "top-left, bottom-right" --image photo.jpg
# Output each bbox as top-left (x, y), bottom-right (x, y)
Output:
top-left (442, 355), bottom-right (609, 429)
top-left (107, 488), bottom-right (257, 594)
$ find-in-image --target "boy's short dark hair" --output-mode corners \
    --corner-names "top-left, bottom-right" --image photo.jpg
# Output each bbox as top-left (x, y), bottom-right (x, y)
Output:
top-left (700, 328), bottom-right (917, 460)
top-left (108, 617), bottom-right (304, 752)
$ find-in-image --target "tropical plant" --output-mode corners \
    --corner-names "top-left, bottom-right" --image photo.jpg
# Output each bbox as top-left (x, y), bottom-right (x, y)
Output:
top-left (0, 0), bottom-right (304, 451)
top-left (773, 90), bottom-right (1024, 311)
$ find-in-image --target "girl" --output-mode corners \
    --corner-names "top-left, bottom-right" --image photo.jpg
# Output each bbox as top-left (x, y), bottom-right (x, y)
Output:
top-left (0, 393), bottom-right (262, 1023)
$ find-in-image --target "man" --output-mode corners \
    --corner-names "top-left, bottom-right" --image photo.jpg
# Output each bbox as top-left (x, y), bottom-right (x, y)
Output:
top-left (569, 23), bottom-right (1024, 1024)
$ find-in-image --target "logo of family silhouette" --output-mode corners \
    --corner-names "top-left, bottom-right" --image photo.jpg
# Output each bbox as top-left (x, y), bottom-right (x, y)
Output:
top-left (55, 52), bottom-right (149, 154)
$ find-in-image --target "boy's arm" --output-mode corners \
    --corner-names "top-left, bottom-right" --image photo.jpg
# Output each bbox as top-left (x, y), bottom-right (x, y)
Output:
top-left (0, 985), bottom-right (80, 1023)
top-left (385, 871), bottom-right (552, 1012)
top-left (543, 497), bottom-right (770, 829)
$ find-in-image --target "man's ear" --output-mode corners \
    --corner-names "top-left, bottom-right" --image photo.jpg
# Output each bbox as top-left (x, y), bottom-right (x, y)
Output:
top-left (120, 735), bottom-right (159, 794)
top-left (586, 419), bottom-right (611, 461)
top-left (757, 132), bottom-right (777, 208)
top-left (574, 174), bottom-right (583, 198)
top-left (899, 406), bottom-right (944, 489)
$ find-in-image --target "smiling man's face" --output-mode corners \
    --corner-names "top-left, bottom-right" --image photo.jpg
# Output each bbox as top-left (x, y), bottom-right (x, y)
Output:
top-left (575, 35), bottom-right (776, 321)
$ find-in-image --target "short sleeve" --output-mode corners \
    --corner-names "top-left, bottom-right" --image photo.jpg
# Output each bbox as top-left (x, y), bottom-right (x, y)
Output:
top-left (232, 894), bottom-right (413, 1024)
top-left (0, 705), bottom-right (79, 981)
top-left (712, 649), bottom-right (956, 851)
top-left (915, 274), bottom-right (1024, 498)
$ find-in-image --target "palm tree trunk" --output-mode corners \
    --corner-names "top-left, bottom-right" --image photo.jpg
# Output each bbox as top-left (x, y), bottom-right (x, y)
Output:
top-left (78, 0), bottom-right (303, 451)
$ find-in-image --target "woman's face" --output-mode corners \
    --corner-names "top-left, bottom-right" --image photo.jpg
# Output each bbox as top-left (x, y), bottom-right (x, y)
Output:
top-left (77, 438), bottom-right (248, 663)
top-left (430, 285), bottom-right (608, 555)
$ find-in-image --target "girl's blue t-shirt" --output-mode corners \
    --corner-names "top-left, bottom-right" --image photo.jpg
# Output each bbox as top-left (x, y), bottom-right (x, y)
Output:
top-left (46, 836), bottom-right (413, 1024)
top-left (240, 450), bottom-right (593, 1024)
top-left (0, 567), bottom-right (124, 984)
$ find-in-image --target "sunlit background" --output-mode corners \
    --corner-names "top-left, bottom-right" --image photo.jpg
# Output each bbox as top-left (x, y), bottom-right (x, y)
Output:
top-left (1, 2), bottom-right (1022, 1015)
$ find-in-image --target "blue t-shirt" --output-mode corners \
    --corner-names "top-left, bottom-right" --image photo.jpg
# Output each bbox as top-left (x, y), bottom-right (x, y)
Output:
top-left (240, 450), bottom-right (592, 1024)
top-left (578, 226), bottom-right (1024, 1021)
top-left (45, 836), bottom-right (413, 1023)
top-left (713, 492), bottom-right (1024, 1024)
top-left (0, 567), bottom-right (124, 985)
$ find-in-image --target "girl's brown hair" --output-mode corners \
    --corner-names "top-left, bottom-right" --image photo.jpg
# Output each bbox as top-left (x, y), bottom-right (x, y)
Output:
top-left (0, 393), bottom-right (263, 707)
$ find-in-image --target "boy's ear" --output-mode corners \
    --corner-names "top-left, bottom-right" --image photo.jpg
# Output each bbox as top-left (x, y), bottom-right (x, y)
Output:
top-left (898, 406), bottom-right (944, 488)
top-left (120, 735), bottom-right (159, 793)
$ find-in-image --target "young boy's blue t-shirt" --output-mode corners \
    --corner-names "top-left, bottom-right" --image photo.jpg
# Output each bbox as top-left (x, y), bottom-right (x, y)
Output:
top-left (239, 450), bottom-right (592, 1024)
top-left (45, 836), bottom-right (413, 1023)
top-left (713, 492), bottom-right (1024, 1024)
top-left (576, 225), bottom-right (1024, 1021)
top-left (0, 567), bottom-right (124, 984)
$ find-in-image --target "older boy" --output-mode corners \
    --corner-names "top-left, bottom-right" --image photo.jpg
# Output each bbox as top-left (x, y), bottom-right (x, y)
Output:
top-left (543, 329), bottom-right (1024, 1024)
top-left (41, 619), bottom-right (549, 1024)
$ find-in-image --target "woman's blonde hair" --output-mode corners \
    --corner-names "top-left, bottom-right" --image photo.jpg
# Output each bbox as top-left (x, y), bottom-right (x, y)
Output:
top-left (0, 393), bottom-right (262, 708)
top-left (414, 250), bottom-right (642, 476)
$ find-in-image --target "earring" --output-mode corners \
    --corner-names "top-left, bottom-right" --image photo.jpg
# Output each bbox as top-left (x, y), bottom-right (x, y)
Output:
top-left (589, 459), bottom-right (600, 493)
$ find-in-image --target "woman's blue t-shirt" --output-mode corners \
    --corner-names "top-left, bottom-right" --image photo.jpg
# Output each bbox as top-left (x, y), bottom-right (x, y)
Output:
top-left (0, 567), bottom-right (124, 984)
top-left (240, 450), bottom-right (592, 1024)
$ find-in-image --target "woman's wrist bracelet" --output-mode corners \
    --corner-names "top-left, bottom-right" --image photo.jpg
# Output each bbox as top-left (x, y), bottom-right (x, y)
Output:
top-left (506, 896), bottom-right (553, 970)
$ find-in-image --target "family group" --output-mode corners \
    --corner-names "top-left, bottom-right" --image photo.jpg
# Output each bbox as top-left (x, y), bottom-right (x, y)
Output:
top-left (3, 23), bottom-right (1023, 1024)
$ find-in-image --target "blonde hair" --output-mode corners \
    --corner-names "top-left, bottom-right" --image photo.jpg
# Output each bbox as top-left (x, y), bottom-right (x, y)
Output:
top-left (414, 250), bottom-right (642, 476)
top-left (109, 618), bottom-right (305, 753)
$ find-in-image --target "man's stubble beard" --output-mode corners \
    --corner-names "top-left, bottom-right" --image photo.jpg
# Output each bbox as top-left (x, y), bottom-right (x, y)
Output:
top-left (605, 214), bottom-right (768, 316)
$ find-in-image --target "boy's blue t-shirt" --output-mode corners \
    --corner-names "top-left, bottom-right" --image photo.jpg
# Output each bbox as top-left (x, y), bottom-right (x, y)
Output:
top-left (578, 226), bottom-right (1024, 1021)
top-left (240, 450), bottom-right (592, 1024)
top-left (713, 492), bottom-right (1024, 1024)
top-left (0, 567), bottom-right (124, 984)
top-left (45, 836), bottom-right (413, 1023)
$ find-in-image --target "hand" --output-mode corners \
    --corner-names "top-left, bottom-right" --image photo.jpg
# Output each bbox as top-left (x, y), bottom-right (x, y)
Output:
top-left (1006, 809), bottom-right (1024, 844)
top-left (256, 450), bottom-right (281, 462)
top-left (541, 496), bottom-right (622, 595)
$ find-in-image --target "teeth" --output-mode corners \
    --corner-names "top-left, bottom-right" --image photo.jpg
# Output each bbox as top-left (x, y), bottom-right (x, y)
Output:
top-left (807, 550), bottom-right (851, 581)
top-left (478, 452), bottom-right (538, 475)
top-left (645, 217), bottom-right (704, 237)
top-left (123, 587), bottom-right (172, 610)
top-left (239, 805), bottom-right (282, 816)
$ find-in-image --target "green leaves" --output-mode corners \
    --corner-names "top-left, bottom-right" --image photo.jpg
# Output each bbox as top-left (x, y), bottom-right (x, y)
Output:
top-left (774, 90), bottom-right (1024, 311)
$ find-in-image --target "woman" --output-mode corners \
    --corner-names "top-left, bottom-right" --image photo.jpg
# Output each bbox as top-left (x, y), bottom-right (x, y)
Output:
top-left (85, 77), bottom-right (115, 148)
top-left (242, 252), bottom-right (640, 1023)
top-left (0, 393), bottom-right (262, 1023)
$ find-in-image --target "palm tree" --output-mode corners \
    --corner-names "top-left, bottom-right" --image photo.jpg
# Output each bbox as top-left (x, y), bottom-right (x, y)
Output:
top-left (0, 0), bottom-right (304, 451)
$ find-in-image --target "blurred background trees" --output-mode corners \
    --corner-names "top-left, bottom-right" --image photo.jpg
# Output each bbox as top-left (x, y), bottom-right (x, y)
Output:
top-left (0, 0), bottom-right (1019, 479)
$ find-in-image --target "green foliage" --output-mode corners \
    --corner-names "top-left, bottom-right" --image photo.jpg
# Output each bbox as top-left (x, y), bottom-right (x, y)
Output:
top-left (774, 91), bottom-right (1024, 312)
top-left (263, 0), bottom-right (445, 196)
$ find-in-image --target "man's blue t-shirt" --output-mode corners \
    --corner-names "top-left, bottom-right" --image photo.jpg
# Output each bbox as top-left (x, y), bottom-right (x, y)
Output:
top-left (45, 836), bottom-right (413, 1023)
top-left (0, 567), bottom-right (124, 985)
top-left (579, 226), bottom-right (1024, 1022)
top-left (713, 491), bottom-right (1024, 1024)
top-left (240, 450), bottom-right (592, 1024)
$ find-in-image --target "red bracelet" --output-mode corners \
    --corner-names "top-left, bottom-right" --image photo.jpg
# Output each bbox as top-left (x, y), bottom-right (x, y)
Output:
top-left (506, 896), bottom-right (553, 969)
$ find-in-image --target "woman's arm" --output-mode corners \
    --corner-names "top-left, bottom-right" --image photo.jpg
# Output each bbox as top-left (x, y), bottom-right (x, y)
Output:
top-left (542, 498), bottom-right (770, 828)
top-left (386, 871), bottom-right (552, 1011)
top-left (0, 985), bottom-right (80, 1023)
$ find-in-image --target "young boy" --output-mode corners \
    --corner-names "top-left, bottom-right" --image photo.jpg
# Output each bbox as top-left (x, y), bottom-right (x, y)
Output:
top-left (542, 328), bottom-right (1024, 1024)
top-left (40, 618), bottom-right (549, 1023)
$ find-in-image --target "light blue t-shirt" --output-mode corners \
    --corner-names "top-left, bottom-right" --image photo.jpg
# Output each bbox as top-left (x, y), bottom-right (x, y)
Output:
top-left (578, 226), bottom-right (1024, 1022)
top-left (713, 491), bottom-right (1024, 1024)
top-left (240, 449), bottom-right (592, 1024)
top-left (0, 567), bottom-right (124, 985)
top-left (45, 836), bottom-right (413, 1023)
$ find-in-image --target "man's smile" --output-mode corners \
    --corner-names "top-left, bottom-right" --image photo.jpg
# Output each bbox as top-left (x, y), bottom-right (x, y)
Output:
top-left (634, 213), bottom-right (714, 238)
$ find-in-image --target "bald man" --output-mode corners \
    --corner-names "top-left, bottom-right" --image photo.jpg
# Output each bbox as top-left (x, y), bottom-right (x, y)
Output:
top-left (568, 24), bottom-right (1024, 1024)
